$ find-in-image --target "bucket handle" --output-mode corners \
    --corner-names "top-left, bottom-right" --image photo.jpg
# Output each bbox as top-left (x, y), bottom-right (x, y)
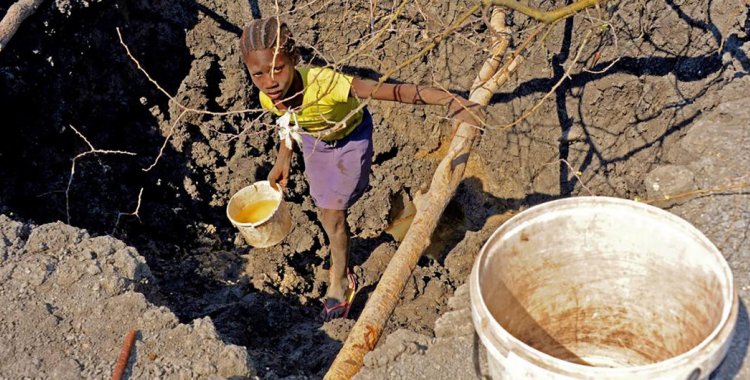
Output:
top-left (686, 368), bottom-right (701, 380)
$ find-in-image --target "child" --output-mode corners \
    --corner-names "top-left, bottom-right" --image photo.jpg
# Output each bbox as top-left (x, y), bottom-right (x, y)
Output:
top-left (240, 18), bottom-right (482, 321)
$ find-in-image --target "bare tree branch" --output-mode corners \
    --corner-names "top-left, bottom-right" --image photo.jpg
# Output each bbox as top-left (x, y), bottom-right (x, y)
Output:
top-left (485, 0), bottom-right (614, 24)
top-left (111, 187), bottom-right (144, 235)
top-left (66, 125), bottom-right (136, 224)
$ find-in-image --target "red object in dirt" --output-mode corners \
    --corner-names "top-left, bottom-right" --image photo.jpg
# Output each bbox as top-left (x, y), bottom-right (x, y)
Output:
top-left (112, 330), bottom-right (138, 380)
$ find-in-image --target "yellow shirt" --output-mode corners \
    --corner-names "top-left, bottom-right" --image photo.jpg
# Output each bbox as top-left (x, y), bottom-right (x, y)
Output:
top-left (259, 67), bottom-right (364, 141)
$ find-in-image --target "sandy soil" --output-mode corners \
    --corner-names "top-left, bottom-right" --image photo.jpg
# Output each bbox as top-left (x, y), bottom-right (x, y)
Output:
top-left (1, 0), bottom-right (748, 378)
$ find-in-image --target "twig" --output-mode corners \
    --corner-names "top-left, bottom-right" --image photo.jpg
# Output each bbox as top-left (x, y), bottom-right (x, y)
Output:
top-left (582, 17), bottom-right (622, 74)
top-left (486, 25), bottom-right (547, 94)
top-left (142, 109), bottom-right (188, 172)
top-left (66, 126), bottom-right (136, 224)
top-left (500, 29), bottom-right (594, 130)
top-left (485, 0), bottom-right (616, 24)
top-left (271, 0), bottom-right (282, 81)
top-left (545, 159), bottom-right (595, 195)
top-left (111, 188), bottom-right (144, 235)
top-left (642, 181), bottom-right (750, 205)
top-left (117, 27), bottom-right (268, 120)
top-left (116, 28), bottom-right (270, 171)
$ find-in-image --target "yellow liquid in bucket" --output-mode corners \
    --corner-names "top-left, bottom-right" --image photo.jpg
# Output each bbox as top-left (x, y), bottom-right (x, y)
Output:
top-left (235, 199), bottom-right (279, 224)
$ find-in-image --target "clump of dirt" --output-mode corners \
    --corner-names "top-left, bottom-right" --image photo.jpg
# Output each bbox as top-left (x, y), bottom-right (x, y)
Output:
top-left (1, 0), bottom-right (749, 378)
top-left (0, 215), bottom-right (253, 378)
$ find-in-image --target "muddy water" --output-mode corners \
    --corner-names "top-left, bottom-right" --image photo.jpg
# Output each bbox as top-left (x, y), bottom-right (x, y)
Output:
top-left (383, 194), bottom-right (468, 261)
top-left (384, 197), bottom-right (416, 241)
top-left (235, 199), bottom-right (279, 224)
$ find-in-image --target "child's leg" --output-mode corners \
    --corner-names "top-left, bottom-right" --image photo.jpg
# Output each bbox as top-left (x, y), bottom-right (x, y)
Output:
top-left (300, 109), bottom-right (373, 319)
top-left (320, 208), bottom-right (349, 303)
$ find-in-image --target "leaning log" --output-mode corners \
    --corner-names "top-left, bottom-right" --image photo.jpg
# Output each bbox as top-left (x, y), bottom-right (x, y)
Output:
top-left (324, 9), bottom-right (511, 380)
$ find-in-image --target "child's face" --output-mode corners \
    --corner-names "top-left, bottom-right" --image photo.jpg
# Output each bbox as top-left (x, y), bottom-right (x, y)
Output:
top-left (243, 49), bottom-right (296, 102)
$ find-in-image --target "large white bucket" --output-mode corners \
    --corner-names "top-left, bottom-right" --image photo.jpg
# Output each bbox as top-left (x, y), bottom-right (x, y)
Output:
top-left (226, 181), bottom-right (292, 248)
top-left (470, 196), bottom-right (738, 379)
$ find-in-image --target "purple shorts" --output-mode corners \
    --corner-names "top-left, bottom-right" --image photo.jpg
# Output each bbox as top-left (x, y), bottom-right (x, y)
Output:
top-left (301, 109), bottom-right (373, 210)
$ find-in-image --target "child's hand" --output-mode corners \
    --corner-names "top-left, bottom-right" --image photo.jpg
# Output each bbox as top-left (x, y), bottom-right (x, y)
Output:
top-left (268, 148), bottom-right (293, 191)
top-left (448, 98), bottom-right (485, 128)
top-left (268, 160), bottom-right (290, 191)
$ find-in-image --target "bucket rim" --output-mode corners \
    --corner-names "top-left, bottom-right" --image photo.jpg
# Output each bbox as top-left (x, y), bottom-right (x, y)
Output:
top-left (470, 195), bottom-right (737, 375)
top-left (226, 180), bottom-right (284, 227)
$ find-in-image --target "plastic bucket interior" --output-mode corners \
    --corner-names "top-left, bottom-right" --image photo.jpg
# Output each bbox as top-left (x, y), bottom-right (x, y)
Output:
top-left (470, 196), bottom-right (738, 379)
top-left (226, 181), bottom-right (292, 248)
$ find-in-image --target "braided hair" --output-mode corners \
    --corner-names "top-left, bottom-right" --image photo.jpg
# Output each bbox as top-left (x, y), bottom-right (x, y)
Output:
top-left (240, 18), bottom-right (298, 62)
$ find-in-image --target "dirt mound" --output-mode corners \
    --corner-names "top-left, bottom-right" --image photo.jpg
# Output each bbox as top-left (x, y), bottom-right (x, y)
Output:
top-left (0, 215), bottom-right (252, 378)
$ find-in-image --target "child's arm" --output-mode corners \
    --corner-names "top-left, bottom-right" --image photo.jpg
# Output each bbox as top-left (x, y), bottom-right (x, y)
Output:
top-left (350, 79), bottom-right (484, 127)
top-left (268, 142), bottom-right (294, 191)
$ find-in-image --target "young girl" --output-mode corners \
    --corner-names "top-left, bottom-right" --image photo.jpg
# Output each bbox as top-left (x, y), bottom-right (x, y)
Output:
top-left (240, 18), bottom-right (482, 320)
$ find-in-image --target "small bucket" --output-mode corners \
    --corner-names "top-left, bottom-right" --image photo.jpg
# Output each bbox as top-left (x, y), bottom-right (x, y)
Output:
top-left (226, 181), bottom-right (292, 248)
top-left (470, 196), bottom-right (738, 379)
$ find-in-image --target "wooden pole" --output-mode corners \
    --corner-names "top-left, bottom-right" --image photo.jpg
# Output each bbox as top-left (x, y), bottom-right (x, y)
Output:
top-left (324, 10), bottom-right (511, 380)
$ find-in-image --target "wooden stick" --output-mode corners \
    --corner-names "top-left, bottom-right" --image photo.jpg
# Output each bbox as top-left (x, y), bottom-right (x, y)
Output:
top-left (484, 0), bottom-right (613, 24)
top-left (112, 330), bottom-right (138, 380)
top-left (0, 0), bottom-right (45, 53)
top-left (323, 10), bottom-right (510, 380)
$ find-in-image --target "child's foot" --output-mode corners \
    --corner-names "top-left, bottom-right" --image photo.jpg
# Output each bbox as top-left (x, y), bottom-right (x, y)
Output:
top-left (321, 271), bottom-right (356, 321)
